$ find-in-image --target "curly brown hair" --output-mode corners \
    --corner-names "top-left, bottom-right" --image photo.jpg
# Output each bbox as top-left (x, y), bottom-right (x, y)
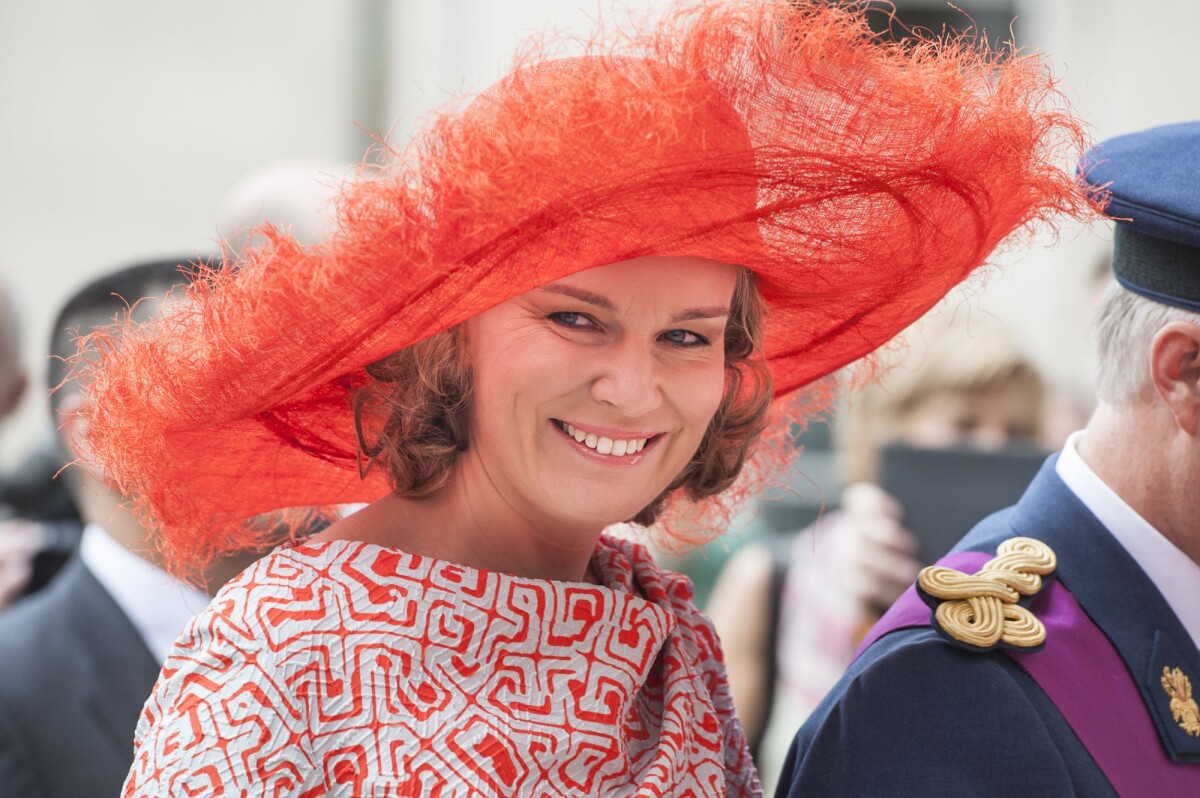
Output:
top-left (354, 267), bottom-right (772, 527)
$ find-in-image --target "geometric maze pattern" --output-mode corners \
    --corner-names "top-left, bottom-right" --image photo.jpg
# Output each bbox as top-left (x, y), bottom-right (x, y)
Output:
top-left (123, 535), bottom-right (761, 796)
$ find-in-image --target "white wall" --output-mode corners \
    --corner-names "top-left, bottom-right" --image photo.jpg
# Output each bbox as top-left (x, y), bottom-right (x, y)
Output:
top-left (385, 0), bottom-right (665, 142)
top-left (0, 1), bottom-right (368, 466)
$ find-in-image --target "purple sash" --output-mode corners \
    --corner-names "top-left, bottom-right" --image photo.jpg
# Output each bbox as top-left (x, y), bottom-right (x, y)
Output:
top-left (856, 551), bottom-right (1200, 798)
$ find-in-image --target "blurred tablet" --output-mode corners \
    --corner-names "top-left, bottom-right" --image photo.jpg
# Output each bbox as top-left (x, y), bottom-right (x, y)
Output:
top-left (877, 443), bottom-right (1047, 565)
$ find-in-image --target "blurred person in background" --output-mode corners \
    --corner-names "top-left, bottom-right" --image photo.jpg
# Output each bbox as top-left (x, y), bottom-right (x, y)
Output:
top-left (1040, 251), bottom-right (1114, 449)
top-left (216, 158), bottom-right (351, 255)
top-left (0, 281), bottom-right (28, 434)
top-left (709, 311), bottom-right (1046, 793)
top-left (0, 278), bottom-right (41, 609)
top-left (0, 260), bottom-right (267, 798)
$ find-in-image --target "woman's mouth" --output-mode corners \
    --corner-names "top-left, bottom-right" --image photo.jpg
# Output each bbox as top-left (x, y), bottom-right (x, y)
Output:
top-left (552, 419), bottom-right (661, 458)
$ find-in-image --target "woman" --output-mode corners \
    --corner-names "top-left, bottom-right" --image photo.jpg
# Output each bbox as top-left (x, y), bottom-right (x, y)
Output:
top-left (83, 2), bottom-right (1093, 795)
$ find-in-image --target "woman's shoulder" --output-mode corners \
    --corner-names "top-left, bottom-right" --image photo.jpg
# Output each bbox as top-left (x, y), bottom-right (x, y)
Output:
top-left (190, 538), bottom-right (411, 647)
top-left (220, 536), bottom-right (402, 591)
top-left (210, 538), bottom-right (347, 607)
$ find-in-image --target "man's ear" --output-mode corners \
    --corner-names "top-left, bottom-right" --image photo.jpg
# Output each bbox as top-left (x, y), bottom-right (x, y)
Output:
top-left (0, 370), bottom-right (27, 420)
top-left (54, 391), bottom-right (89, 461)
top-left (1149, 321), bottom-right (1200, 435)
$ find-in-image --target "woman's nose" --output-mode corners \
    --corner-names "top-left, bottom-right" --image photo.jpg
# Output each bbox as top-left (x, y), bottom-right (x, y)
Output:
top-left (589, 341), bottom-right (663, 417)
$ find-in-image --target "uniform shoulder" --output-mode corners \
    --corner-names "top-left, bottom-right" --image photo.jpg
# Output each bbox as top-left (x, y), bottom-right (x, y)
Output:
top-left (951, 507), bottom-right (1021, 554)
top-left (848, 623), bottom-right (1013, 684)
top-left (783, 626), bottom-right (1075, 796)
top-left (0, 583), bottom-right (65, 650)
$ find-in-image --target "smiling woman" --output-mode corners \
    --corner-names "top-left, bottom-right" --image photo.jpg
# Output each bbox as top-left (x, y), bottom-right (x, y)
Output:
top-left (81, 1), bottom-right (1097, 796)
top-left (350, 257), bottom-right (769, 578)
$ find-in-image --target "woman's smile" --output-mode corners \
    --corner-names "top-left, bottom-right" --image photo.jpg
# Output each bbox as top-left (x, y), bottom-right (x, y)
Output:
top-left (551, 418), bottom-right (665, 465)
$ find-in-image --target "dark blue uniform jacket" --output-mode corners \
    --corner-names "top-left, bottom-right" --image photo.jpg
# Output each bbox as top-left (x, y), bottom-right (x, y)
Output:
top-left (777, 457), bottom-right (1200, 797)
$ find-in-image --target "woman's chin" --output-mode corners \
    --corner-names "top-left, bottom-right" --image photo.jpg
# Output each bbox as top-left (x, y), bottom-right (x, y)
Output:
top-left (537, 498), bottom-right (653, 538)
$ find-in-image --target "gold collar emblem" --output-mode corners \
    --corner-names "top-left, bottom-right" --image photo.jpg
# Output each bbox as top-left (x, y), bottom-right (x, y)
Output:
top-left (1161, 666), bottom-right (1200, 737)
top-left (917, 537), bottom-right (1056, 649)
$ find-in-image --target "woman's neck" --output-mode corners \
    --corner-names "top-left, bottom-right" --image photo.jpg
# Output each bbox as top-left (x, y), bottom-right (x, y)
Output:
top-left (314, 469), bottom-right (605, 583)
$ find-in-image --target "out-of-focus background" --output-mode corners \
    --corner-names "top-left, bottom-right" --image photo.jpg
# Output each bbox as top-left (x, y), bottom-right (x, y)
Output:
top-left (1, 0), bottom-right (1198, 467)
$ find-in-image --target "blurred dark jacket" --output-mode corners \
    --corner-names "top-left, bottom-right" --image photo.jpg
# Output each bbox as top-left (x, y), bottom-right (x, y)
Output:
top-left (0, 557), bottom-right (156, 797)
top-left (0, 438), bottom-right (82, 597)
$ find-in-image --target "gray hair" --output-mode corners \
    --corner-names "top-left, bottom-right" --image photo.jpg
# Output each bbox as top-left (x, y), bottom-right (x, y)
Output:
top-left (1093, 281), bottom-right (1200, 405)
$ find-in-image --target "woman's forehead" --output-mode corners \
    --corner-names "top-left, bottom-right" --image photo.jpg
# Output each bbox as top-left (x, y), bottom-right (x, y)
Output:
top-left (547, 256), bottom-right (739, 301)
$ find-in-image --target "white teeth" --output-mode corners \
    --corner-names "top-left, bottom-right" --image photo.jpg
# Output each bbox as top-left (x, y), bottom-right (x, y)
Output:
top-left (559, 421), bottom-right (651, 458)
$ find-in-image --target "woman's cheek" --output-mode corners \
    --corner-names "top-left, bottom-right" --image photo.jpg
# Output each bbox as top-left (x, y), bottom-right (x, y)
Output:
top-left (680, 363), bottom-right (729, 428)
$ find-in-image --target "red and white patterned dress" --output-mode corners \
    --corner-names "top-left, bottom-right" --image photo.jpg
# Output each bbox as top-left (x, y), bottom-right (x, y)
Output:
top-left (123, 534), bottom-right (761, 796)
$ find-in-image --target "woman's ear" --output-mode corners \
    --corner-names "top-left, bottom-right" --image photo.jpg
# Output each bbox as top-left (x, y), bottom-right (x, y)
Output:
top-left (1149, 321), bottom-right (1200, 435)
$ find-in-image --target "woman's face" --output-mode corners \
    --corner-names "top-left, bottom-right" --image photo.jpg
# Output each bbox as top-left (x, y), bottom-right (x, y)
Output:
top-left (462, 255), bottom-right (738, 534)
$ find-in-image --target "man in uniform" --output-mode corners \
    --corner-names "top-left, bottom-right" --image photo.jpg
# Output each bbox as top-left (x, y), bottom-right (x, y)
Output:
top-left (776, 122), bottom-right (1200, 795)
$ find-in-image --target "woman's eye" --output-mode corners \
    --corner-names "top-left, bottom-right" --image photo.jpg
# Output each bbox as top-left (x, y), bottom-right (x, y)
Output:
top-left (661, 329), bottom-right (711, 348)
top-left (548, 311), bottom-right (596, 330)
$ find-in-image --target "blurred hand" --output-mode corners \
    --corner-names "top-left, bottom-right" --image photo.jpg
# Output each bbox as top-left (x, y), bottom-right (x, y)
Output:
top-left (827, 482), bottom-right (921, 613)
top-left (0, 520), bottom-right (41, 610)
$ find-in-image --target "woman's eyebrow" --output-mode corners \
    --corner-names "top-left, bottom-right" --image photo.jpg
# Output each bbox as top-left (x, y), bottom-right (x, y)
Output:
top-left (537, 284), bottom-right (614, 309)
top-left (539, 285), bottom-right (729, 323)
top-left (671, 306), bottom-right (730, 323)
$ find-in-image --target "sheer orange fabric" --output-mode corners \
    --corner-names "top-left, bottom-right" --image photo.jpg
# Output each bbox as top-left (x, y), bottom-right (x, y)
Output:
top-left (81, 1), bottom-right (1098, 578)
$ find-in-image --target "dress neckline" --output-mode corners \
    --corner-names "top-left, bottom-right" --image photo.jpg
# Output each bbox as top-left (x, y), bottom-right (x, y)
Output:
top-left (279, 532), bottom-right (639, 596)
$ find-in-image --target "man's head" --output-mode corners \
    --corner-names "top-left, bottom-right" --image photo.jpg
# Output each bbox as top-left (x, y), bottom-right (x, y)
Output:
top-left (1079, 122), bottom-right (1200, 558)
top-left (1081, 122), bottom-right (1200, 419)
top-left (50, 259), bottom-right (196, 494)
top-left (53, 257), bottom-right (287, 591)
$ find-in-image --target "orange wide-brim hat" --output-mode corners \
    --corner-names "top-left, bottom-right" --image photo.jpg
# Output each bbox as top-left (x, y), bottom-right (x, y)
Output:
top-left (83, 0), bottom-right (1096, 575)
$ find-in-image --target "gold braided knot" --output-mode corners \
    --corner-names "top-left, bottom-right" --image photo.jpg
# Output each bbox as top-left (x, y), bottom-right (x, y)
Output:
top-left (917, 537), bottom-right (1057, 649)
